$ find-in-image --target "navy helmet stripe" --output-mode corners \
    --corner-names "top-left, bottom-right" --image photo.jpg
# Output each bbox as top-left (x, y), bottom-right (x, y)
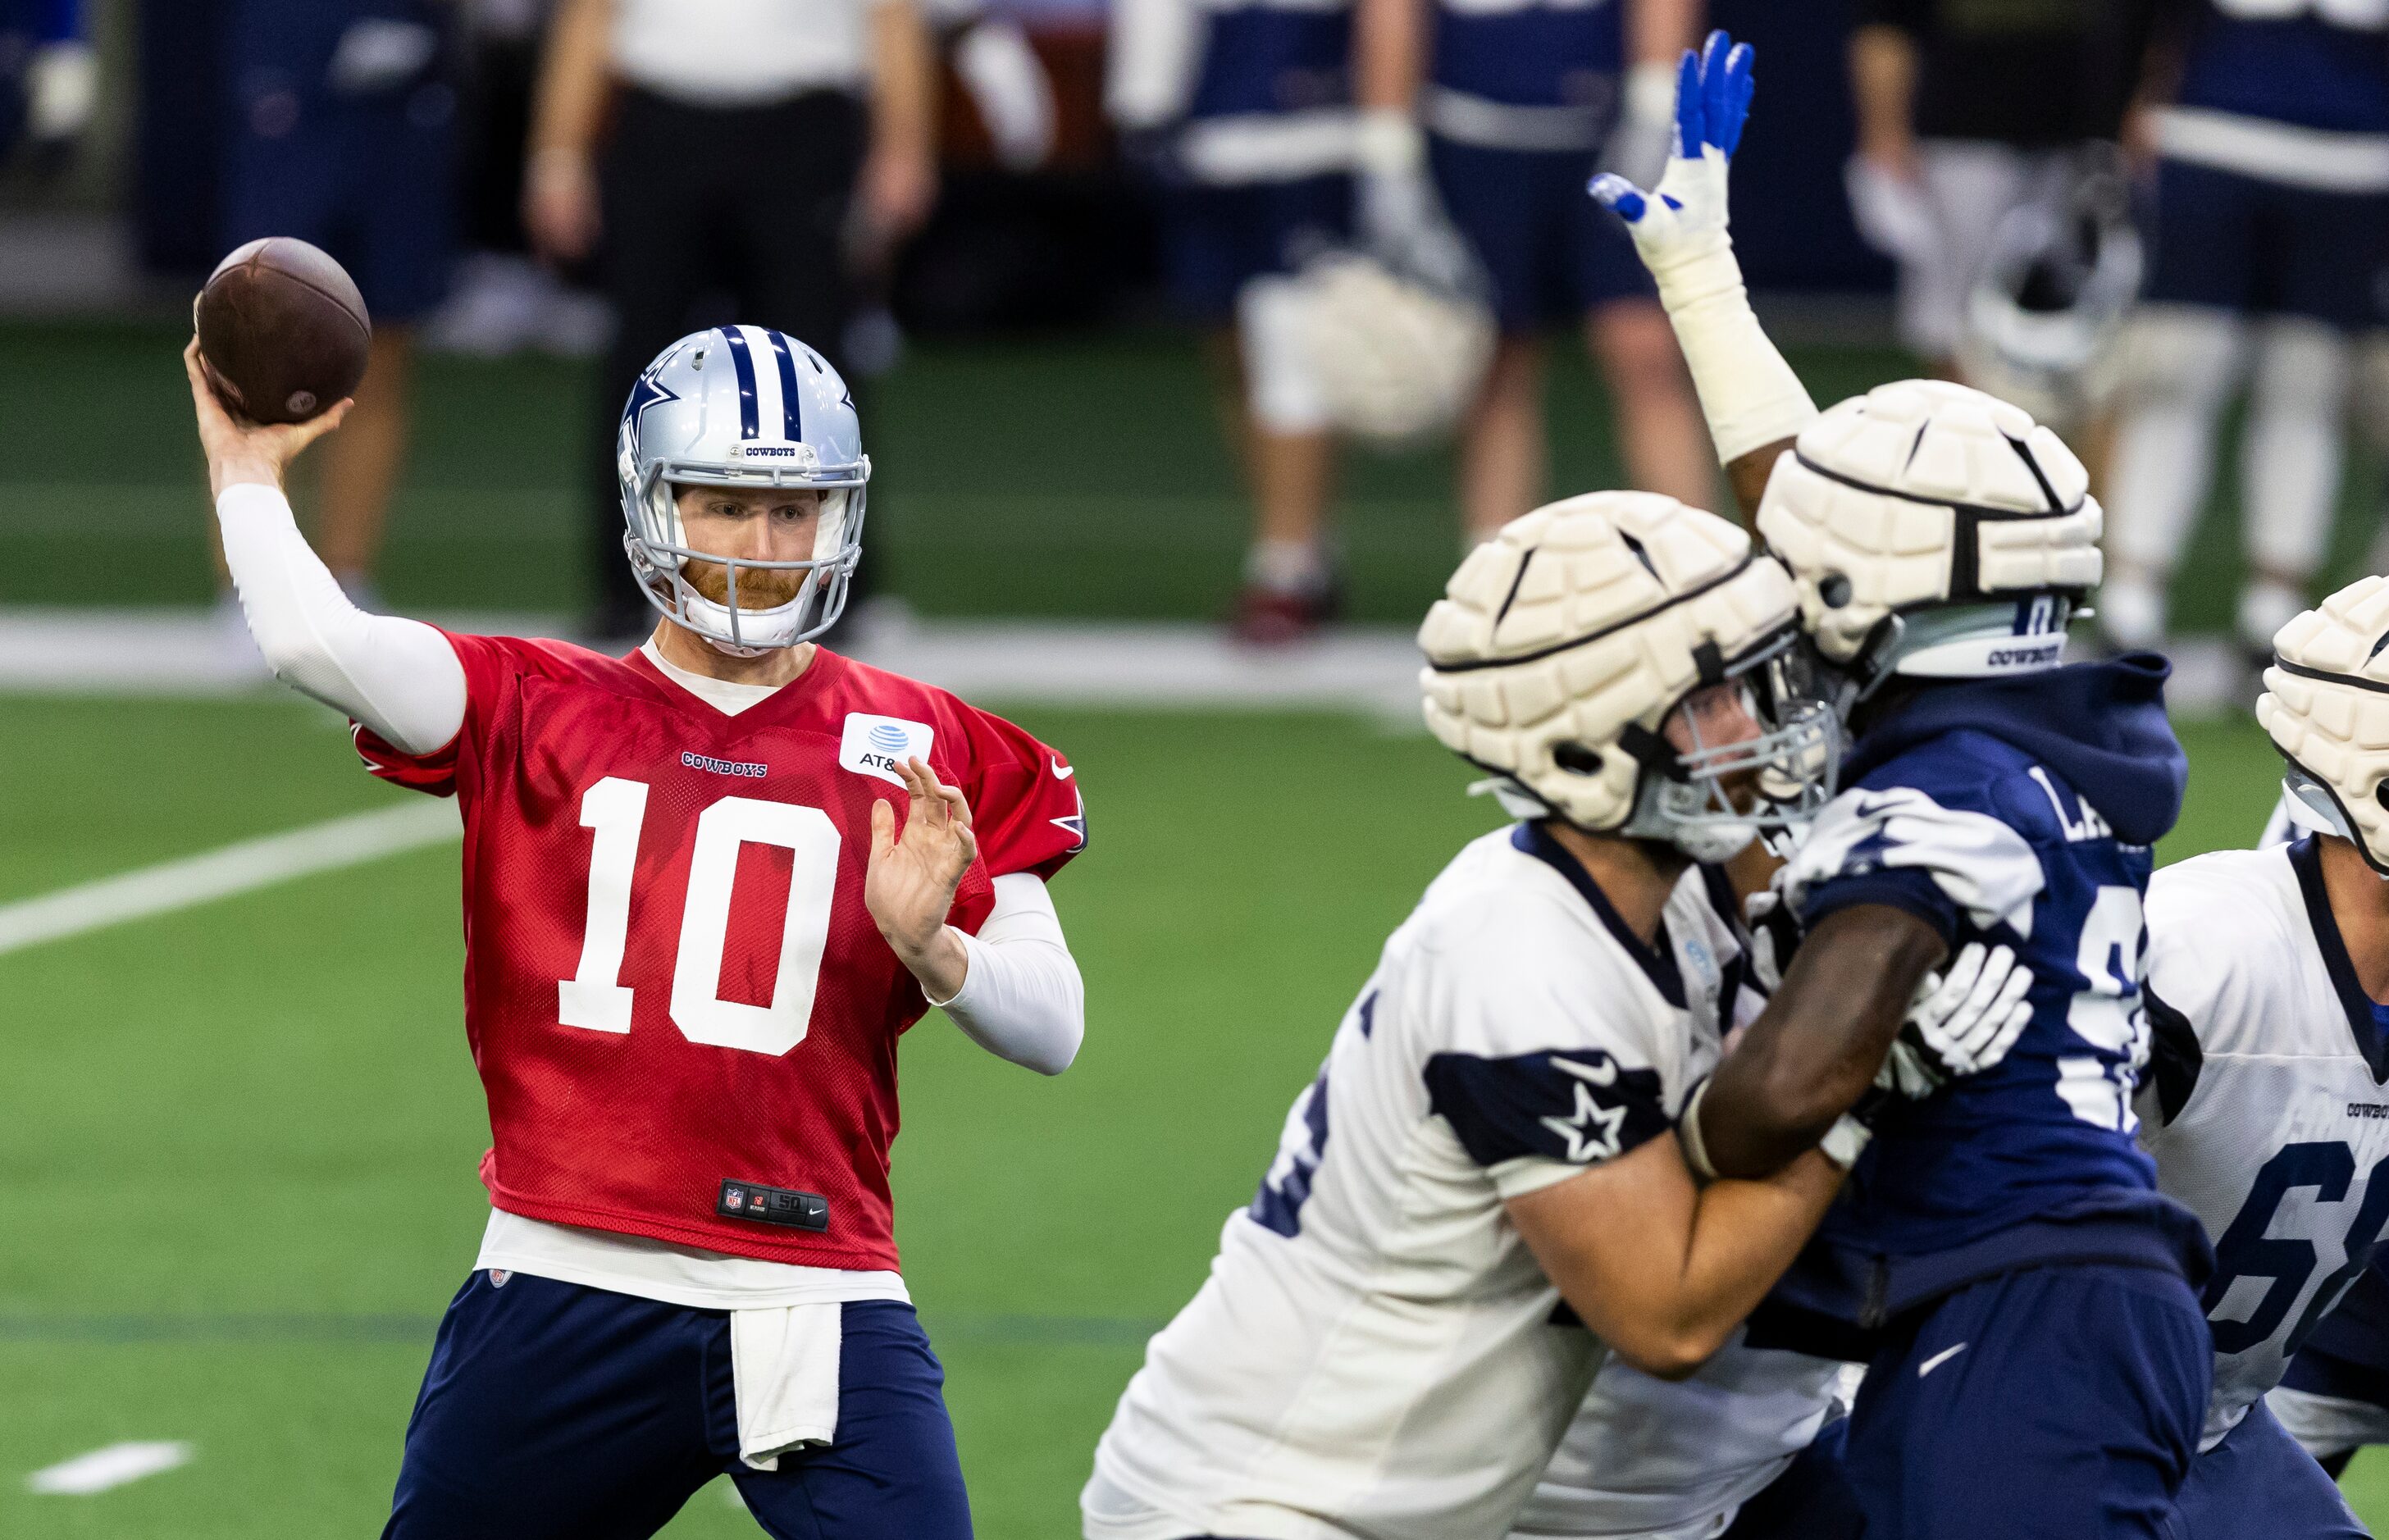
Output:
top-left (766, 330), bottom-right (805, 443)
top-left (718, 326), bottom-right (760, 440)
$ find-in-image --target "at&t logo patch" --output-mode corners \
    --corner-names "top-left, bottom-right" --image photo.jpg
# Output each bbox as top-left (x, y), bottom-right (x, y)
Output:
top-left (838, 713), bottom-right (935, 787)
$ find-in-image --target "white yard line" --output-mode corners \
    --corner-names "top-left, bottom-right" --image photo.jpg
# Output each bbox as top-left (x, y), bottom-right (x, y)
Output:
top-left (0, 801), bottom-right (459, 959)
top-left (0, 608), bottom-right (1436, 720)
top-left (25, 1441), bottom-right (195, 1495)
top-left (0, 607), bottom-right (2252, 716)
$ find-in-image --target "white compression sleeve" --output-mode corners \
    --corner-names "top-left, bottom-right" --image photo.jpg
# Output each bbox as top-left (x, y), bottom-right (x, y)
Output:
top-left (216, 482), bottom-right (468, 755)
top-left (927, 872), bottom-right (1086, 1076)
top-left (1648, 237), bottom-right (1817, 464)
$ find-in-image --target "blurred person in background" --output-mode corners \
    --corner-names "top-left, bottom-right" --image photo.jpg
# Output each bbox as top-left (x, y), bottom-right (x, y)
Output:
top-left (0, 0), bottom-right (94, 178)
top-left (221, 0), bottom-right (461, 613)
top-left (1107, 0), bottom-right (1707, 643)
top-left (527, 0), bottom-right (940, 644)
top-left (1845, 0), bottom-right (2154, 381)
top-left (1106, 0), bottom-right (1365, 640)
top-left (1361, 0), bottom-right (1715, 541)
top-left (2099, 0), bottom-right (2389, 663)
top-left (428, 0), bottom-right (609, 358)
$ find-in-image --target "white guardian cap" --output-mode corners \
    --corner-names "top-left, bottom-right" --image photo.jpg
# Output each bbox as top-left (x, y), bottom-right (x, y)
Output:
top-left (1757, 378), bottom-right (2103, 702)
top-left (2260, 576), bottom-right (2389, 877)
top-left (616, 326), bottom-right (870, 653)
top-left (1419, 492), bottom-right (1839, 862)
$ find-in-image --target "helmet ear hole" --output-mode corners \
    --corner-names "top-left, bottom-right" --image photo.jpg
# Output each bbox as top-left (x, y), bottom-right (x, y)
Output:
top-left (1819, 573), bottom-right (1853, 608)
top-left (1552, 742), bottom-right (1603, 777)
top-left (2373, 781), bottom-right (2389, 814)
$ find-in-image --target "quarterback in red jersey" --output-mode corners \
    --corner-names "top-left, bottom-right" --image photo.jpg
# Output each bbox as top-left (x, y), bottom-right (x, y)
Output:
top-left (188, 325), bottom-right (1087, 1540)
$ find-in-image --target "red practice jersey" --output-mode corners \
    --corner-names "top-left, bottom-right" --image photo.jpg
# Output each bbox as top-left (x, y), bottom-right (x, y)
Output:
top-left (357, 637), bottom-right (1087, 1271)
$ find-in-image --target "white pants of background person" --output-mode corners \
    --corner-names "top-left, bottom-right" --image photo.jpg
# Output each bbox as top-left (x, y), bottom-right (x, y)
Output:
top-left (1848, 141), bottom-right (2070, 366)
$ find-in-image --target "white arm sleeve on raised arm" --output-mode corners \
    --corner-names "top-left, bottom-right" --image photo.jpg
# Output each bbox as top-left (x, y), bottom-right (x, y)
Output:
top-left (928, 872), bottom-right (1086, 1075)
top-left (216, 481), bottom-right (469, 755)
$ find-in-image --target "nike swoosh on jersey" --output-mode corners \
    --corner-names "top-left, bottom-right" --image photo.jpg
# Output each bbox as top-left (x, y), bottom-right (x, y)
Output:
top-left (1051, 759), bottom-right (1074, 780)
top-left (1918, 1342), bottom-right (1967, 1378)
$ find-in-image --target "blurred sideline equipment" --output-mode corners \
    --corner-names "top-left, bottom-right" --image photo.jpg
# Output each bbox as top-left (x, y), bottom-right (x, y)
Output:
top-left (196, 238), bottom-right (374, 426)
top-left (2101, 0), bottom-right (2389, 657)
top-left (1844, 0), bottom-right (2152, 372)
top-left (1954, 155), bottom-right (2142, 438)
top-left (1291, 248), bottom-right (1493, 444)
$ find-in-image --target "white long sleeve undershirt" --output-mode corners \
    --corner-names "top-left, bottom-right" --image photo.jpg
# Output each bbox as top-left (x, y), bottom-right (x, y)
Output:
top-left (213, 481), bottom-right (1084, 1077)
top-left (217, 481), bottom-right (467, 754)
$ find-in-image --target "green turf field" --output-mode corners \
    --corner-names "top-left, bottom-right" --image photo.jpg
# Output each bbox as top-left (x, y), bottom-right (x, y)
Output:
top-left (0, 317), bottom-right (2379, 630)
top-left (2, 689), bottom-right (2387, 1536)
top-left (7, 316), bottom-right (2389, 1532)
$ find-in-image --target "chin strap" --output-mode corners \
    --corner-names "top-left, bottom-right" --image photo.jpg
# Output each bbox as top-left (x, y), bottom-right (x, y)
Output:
top-left (701, 631), bottom-right (778, 660)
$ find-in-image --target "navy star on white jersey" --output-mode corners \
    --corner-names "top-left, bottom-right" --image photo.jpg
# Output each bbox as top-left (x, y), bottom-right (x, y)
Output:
top-left (1541, 1057), bottom-right (1632, 1162)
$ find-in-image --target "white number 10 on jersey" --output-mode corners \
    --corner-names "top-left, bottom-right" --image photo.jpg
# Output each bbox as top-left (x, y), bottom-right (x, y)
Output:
top-left (557, 776), bottom-right (840, 1056)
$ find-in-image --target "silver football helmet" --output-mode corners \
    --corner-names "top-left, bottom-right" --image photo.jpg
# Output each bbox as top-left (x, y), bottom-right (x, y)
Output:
top-left (615, 326), bottom-right (870, 653)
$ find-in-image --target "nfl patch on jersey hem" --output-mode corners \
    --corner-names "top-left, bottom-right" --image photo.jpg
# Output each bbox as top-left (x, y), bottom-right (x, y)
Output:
top-left (719, 1179), bottom-right (831, 1231)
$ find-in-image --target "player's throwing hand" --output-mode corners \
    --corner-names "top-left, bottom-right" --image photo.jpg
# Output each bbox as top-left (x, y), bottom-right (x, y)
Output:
top-left (867, 756), bottom-right (980, 982)
top-left (184, 338), bottom-right (351, 497)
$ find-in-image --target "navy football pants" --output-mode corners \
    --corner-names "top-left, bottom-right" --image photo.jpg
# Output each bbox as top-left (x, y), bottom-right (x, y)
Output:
top-left (2164, 1398), bottom-right (2364, 1540)
top-left (1844, 1264), bottom-right (2210, 1539)
top-left (1721, 1415), bottom-right (1866, 1539)
top-left (384, 1271), bottom-right (971, 1540)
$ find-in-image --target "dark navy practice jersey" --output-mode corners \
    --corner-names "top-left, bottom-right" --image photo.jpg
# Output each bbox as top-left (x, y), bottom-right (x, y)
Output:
top-left (1765, 657), bottom-right (2209, 1335)
top-left (1185, 0), bottom-right (1353, 122)
top-left (1429, 0), bottom-right (1624, 112)
top-left (2176, 0), bottom-right (2389, 137)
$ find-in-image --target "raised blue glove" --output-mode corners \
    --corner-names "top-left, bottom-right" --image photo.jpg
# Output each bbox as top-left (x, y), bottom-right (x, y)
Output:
top-left (1588, 30), bottom-right (1753, 244)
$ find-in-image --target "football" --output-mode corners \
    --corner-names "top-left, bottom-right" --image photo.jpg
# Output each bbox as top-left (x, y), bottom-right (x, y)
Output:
top-left (194, 237), bottom-right (372, 426)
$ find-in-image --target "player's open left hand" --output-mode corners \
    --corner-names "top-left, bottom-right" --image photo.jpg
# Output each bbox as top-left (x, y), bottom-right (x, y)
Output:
top-left (1587, 30), bottom-right (1754, 294)
top-left (867, 755), bottom-right (979, 967)
top-left (1878, 942), bottom-right (2036, 1100)
top-left (185, 337), bottom-right (351, 498)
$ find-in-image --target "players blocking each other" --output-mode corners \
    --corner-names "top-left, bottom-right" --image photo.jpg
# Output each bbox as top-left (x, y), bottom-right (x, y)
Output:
top-left (1082, 490), bottom-right (1869, 1540)
top-left (1598, 32), bottom-right (2219, 1538)
top-left (186, 325), bottom-right (1089, 1540)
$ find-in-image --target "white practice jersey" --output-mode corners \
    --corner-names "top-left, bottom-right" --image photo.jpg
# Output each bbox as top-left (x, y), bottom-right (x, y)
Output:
top-left (2140, 840), bottom-right (2389, 1451)
top-left (1507, 1330), bottom-right (1844, 1540)
top-left (1083, 824), bottom-right (1753, 1540)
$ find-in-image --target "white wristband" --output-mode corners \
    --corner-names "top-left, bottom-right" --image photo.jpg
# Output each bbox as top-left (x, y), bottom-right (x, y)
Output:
top-left (1818, 1114), bottom-right (1872, 1172)
top-left (1353, 107), bottom-right (1424, 177)
top-left (1624, 60), bottom-right (1677, 130)
top-left (1677, 1075), bottom-right (1720, 1181)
